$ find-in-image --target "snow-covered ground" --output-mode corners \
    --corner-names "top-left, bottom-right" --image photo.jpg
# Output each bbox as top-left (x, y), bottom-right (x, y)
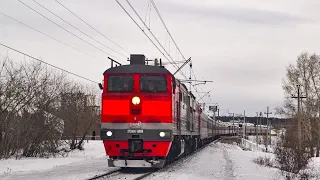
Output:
top-left (1, 139), bottom-right (319, 180)
top-left (248, 135), bottom-right (280, 147)
top-left (0, 140), bottom-right (118, 180)
top-left (149, 142), bottom-right (283, 180)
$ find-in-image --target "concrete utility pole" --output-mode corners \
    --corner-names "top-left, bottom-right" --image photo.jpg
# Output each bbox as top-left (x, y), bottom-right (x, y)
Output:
top-left (217, 108), bottom-right (220, 135)
top-left (259, 112), bottom-right (263, 144)
top-left (291, 84), bottom-right (306, 147)
top-left (243, 110), bottom-right (246, 139)
top-left (229, 112), bottom-right (235, 135)
top-left (264, 106), bottom-right (272, 151)
top-left (256, 112), bottom-right (259, 143)
top-left (232, 113), bottom-right (235, 135)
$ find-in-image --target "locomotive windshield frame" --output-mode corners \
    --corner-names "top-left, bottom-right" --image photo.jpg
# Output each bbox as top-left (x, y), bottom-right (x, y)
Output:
top-left (107, 75), bottom-right (134, 92)
top-left (139, 75), bottom-right (168, 92)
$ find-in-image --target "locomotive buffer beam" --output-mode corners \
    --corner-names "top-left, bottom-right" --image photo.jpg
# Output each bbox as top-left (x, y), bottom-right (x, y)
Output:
top-left (108, 159), bottom-right (165, 168)
top-left (108, 149), bottom-right (164, 168)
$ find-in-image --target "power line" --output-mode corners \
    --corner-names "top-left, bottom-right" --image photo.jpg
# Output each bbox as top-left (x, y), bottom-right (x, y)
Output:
top-left (17, 0), bottom-right (123, 61)
top-left (197, 72), bottom-right (216, 104)
top-left (54, 0), bottom-right (130, 55)
top-left (125, 0), bottom-right (184, 76)
top-left (116, 0), bottom-right (205, 90)
top-left (0, 12), bottom-right (103, 62)
top-left (114, 1), bottom-right (179, 73)
top-left (0, 43), bottom-right (99, 84)
top-left (32, 0), bottom-right (128, 58)
top-left (150, 0), bottom-right (186, 61)
top-left (189, 64), bottom-right (216, 104)
top-left (149, 0), bottom-right (206, 95)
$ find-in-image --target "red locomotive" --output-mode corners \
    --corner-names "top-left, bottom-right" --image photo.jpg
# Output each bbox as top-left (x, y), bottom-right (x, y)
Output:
top-left (99, 54), bottom-right (266, 168)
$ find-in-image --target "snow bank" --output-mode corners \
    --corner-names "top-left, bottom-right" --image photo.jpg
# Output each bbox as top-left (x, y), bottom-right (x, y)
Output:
top-left (149, 142), bottom-right (283, 180)
top-left (0, 140), bottom-right (108, 179)
top-left (247, 136), bottom-right (320, 179)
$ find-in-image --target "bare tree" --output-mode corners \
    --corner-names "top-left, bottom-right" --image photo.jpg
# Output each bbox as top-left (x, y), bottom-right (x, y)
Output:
top-left (58, 83), bottom-right (99, 150)
top-left (281, 52), bottom-right (320, 156)
top-left (273, 52), bottom-right (320, 178)
top-left (0, 56), bottom-right (68, 159)
top-left (0, 53), bottom-right (100, 159)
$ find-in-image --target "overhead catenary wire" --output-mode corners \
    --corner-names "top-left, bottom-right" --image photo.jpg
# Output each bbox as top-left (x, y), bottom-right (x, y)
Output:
top-left (32, 0), bottom-right (128, 58)
top-left (114, 1), bottom-right (179, 71)
top-left (17, 0), bottom-right (123, 61)
top-left (189, 62), bottom-right (216, 105)
top-left (120, 0), bottom-right (208, 103)
top-left (196, 72), bottom-right (217, 105)
top-left (54, 0), bottom-right (131, 55)
top-left (150, 0), bottom-right (213, 104)
top-left (116, 0), bottom-right (209, 108)
top-left (124, 0), bottom-right (184, 76)
top-left (150, 0), bottom-right (186, 61)
top-left (0, 43), bottom-right (99, 84)
top-left (0, 12), bottom-right (104, 63)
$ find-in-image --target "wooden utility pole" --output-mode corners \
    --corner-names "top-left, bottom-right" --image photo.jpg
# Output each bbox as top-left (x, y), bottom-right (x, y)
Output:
top-left (264, 107), bottom-right (272, 151)
top-left (291, 84), bottom-right (306, 147)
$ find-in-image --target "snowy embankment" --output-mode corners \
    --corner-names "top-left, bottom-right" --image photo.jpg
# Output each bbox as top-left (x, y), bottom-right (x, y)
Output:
top-left (1, 139), bottom-right (319, 180)
top-left (149, 142), bottom-right (284, 180)
top-left (0, 140), bottom-right (116, 180)
top-left (247, 135), bottom-right (280, 152)
top-left (245, 136), bottom-right (320, 179)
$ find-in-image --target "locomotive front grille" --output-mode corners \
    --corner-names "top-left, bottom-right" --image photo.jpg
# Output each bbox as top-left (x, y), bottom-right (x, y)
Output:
top-left (128, 139), bottom-right (143, 153)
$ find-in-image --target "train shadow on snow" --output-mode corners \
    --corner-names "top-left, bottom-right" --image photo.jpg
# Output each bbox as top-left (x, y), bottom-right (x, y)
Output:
top-left (119, 167), bottom-right (154, 174)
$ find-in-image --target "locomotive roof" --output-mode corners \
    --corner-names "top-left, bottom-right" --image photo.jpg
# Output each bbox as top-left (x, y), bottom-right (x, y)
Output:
top-left (103, 64), bottom-right (172, 74)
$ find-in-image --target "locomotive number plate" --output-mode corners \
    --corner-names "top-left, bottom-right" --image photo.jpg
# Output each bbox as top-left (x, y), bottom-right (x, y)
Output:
top-left (127, 129), bottom-right (144, 134)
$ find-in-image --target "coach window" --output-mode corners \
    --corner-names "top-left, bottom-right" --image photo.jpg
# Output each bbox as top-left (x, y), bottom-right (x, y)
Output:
top-left (140, 75), bottom-right (167, 92)
top-left (108, 75), bottom-right (134, 92)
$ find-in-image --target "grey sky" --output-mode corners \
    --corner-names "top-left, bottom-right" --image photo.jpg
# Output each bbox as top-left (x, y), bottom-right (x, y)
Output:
top-left (1, 0), bottom-right (319, 117)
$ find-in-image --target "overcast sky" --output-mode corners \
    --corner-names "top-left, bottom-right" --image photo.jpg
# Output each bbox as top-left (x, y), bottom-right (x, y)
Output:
top-left (1, 0), bottom-right (320, 117)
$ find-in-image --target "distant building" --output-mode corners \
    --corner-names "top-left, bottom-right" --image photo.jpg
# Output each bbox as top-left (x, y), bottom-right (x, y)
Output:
top-left (60, 92), bottom-right (101, 137)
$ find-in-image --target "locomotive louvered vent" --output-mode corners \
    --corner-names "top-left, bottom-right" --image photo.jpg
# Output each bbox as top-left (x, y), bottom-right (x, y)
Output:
top-left (130, 54), bottom-right (145, 65)
top-left (131, 108), bottom-right (141, 115)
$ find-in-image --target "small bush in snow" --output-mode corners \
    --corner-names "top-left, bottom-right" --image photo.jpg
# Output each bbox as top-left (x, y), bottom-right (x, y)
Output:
top-left (273, 125), bottom-right (312, 179)
top-left (253, 156), bottom-right (274, 168)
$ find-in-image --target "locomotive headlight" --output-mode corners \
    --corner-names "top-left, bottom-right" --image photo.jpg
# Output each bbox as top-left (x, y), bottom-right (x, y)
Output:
top-left (106, 131), bottom-right (113, 137)
top-left (159, 132), bottom-right (165, 137)
top-left (132, 96), bottom-right (140, 105)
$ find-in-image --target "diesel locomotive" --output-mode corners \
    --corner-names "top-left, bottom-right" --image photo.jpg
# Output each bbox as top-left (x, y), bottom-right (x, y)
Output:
top-left (99, 54), bottom-right (266, 168)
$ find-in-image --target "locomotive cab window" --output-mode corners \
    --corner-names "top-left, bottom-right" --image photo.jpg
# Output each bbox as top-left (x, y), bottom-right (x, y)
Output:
top-left (107, 75), bottom-right (133, 92)
top-left (140, 75), bottom-right (167, 92)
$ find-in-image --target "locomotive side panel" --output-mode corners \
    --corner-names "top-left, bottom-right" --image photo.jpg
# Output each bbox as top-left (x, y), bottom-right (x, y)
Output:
top-left (172, 79), bottom-right (181, 136)
top-left (200, 113), bottom-right (209, 140)
top-left (179, 85), bottom-right (189, 135)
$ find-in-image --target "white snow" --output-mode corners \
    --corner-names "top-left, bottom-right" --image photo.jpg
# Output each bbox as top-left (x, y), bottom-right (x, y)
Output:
top-left (149, 142), bottom-right (283, 180)
top-left (1, 138), bottom-right (319, 180)
top-left (0, 140), bottom-right (119, 180)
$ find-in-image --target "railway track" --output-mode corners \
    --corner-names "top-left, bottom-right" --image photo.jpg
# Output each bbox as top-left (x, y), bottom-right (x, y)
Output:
top-left (86, 138), bottom-right (221, 180)
top-left (86, 168), bottom-right (157, 180)
top-left (86, 169), bottom-right (122, 180)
